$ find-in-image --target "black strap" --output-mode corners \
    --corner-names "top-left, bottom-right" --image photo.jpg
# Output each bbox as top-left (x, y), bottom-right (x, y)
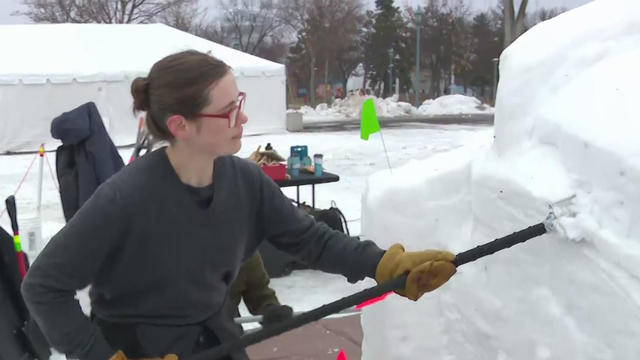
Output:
top-left (331, 205), bottom-right (350, 237)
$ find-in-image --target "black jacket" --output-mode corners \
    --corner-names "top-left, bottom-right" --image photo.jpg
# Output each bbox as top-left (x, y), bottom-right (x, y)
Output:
top-left (50, 102), bottom-right (124, 221)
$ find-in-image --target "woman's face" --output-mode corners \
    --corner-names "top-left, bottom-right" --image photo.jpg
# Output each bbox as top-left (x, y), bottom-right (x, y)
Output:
top-left (188, 71), bottom-right (248, 156)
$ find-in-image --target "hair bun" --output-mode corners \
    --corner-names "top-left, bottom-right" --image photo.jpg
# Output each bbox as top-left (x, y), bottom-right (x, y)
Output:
top-left (131, 77), bottom-right (150, 111)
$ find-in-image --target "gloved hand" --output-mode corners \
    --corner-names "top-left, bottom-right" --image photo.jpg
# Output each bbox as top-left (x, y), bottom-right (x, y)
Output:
top-left (260, 304), bottom-right (294, 327)
top-left (376, 243), bottom-right (456, 301)
top-left (109, 350), bottom-right (178, 360)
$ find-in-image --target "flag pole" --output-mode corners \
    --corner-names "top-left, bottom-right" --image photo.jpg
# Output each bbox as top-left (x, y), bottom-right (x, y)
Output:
top-left (360, 98), bottom-right (392, 172)
top-left (378, 130), bottom-right (392, 173)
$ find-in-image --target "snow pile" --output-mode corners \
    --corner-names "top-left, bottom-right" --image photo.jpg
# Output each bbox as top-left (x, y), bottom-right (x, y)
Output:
top-left (298, 93), bottom-right (492, 123)
top-left (360, 0), bottom-right (640, 359)
top-left (418, 94), bottom-right (494, 116)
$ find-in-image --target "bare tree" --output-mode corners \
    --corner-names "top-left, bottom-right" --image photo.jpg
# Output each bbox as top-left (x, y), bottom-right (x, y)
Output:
top-left (528, 6), bottom-right (567, 26)
top-left (214, 0), bottom-right (284, 54)
top-left (287, 0), bottom-right (364, 106)
top-left (464, 10), bottom-right (502, 100)
top-left (159, 0), bottom-right (207, 33)
top-left (17, 0), bottom-right (195, 24)
top-left (197, 21), bottom-right (235, 46)
top-left (418, 0), bottom-right (473, 97)
top-left (273, 0), bottom-right (314, 105)
top-left (362, 0), bottom-right (411, 98)
top-left (503, 0), bottom-right (528, 47)
top-left (309, 0), bottom-right (364, 103)
top-left (448, 0), bottom-right (474, 94)
top-left (254, 38), bottom-right (289, 63)
top-left (276, 0), bottom-right (313, 34)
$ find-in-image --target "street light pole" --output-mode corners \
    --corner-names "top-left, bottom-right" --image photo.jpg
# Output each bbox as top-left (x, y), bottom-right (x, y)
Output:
top-left (492, 57), bottom-right (499, 105)
top-left (388, 48), bottom-right (393, 97)
top-left (415, 9), bottom-right (423, 107)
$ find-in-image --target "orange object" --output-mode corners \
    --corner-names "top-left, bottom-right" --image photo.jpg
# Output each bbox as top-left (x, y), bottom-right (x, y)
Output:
top-left (261, 163), bottom-right (286, 180)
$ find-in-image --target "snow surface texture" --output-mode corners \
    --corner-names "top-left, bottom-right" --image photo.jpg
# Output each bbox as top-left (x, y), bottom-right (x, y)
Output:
top-left (360, 0), bottom-right (640, 359)
top-left (296, 94), bottom-right (493, 123)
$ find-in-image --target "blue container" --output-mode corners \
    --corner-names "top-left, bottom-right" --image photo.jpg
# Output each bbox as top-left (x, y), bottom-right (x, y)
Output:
top-left (291, 145), bottom-right (312, 167)
top-left (290, 146), bottom-right (307, 158)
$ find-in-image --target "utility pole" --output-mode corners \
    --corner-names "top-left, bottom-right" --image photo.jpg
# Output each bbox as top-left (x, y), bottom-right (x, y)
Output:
top-left (388, 48), bottom-right (393, 97)
top-left (492, 58), bottom-right (499, 104)
top-left (415, 8), bottom-right (423, 107)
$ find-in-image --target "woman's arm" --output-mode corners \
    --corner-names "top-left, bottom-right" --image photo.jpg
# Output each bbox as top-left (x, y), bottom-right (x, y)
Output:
top-left (256, 170), bottom-right (384, 283)
top-left (21, 183), bottom-right (126, 360)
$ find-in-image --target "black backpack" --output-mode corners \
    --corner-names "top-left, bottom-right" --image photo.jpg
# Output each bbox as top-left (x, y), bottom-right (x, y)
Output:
top-left (309, 203), bottom-right (350, 236)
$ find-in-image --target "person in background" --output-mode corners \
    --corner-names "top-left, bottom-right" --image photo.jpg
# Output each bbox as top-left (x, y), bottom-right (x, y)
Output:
top-left (228, 252), bottom-right (293, 332)
top-left (21, 50), bottom-right (457, 360)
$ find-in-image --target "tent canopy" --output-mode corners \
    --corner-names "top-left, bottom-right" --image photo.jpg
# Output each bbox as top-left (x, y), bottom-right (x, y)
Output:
top-left (0, 24), bottom-right (286, 152)
top-left (0, 23), bottom-right (283, 84)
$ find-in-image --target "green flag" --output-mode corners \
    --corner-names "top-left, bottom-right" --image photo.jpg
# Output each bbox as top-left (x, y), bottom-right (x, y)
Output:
top-left (360, 98), bottom-right (380, 140)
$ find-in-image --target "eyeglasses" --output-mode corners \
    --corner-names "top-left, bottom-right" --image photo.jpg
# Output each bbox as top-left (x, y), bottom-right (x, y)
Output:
top-left (196, 92), bottom-right (246, 128)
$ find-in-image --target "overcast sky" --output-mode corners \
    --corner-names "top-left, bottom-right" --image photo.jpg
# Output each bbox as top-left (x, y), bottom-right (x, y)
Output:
top-left (0, 0), bottom-right (596, 25)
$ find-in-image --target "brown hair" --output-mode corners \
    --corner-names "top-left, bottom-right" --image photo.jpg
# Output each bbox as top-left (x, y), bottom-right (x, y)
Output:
top-left (131, 50), bottom-right (231, 141)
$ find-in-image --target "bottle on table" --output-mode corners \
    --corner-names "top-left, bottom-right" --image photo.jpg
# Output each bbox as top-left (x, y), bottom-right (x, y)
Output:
top-left (313, 154), bottom-right (323, 177)
top-left (287, 151), bottom-right (301, 177)
top-left (300, 146), bottom-right (312, 168)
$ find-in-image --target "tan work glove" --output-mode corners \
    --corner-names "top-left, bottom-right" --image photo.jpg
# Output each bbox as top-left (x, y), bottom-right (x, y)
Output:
top-left (110, 350), bottom-right (178, 360)
top-left (376, 243), bottom-right (457, 301)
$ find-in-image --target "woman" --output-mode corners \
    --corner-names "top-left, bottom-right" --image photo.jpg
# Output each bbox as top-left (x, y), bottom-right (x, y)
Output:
top-left (21, 50), bottom-right (457, 360)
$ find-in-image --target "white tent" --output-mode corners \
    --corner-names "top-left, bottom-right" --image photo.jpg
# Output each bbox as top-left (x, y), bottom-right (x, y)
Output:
top-left (0, 23), bottom-right (286, 153)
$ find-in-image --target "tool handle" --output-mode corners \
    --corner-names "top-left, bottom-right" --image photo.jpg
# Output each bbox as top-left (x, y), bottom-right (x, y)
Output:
top-left (190, 222), bottom-right (550, 360)
top-left (16, 251), bottom-right (28, 279)
top-left (189, 274), bottom-right (407, 360)
top-left (5, 195), bottom-right (19, 234)
top-left (453, 223), bottom-right (547, 266)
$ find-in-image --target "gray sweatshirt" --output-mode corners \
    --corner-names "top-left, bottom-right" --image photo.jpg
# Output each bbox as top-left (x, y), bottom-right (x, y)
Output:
top-left (21, 147), bottom-right (384, 360)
